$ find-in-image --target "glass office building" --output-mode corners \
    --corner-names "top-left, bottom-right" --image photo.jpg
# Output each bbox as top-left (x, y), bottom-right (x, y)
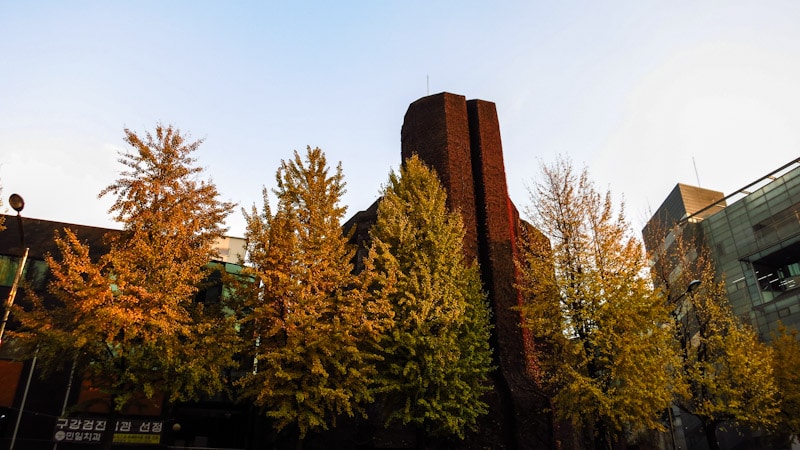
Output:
top-left (702, 162), bottom-right (800, 339)
top-left (645, 158), bottom-right (800, 340)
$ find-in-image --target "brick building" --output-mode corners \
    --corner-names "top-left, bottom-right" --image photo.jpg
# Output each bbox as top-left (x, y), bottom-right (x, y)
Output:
top-left (347, 92), bottom-right (552, 449)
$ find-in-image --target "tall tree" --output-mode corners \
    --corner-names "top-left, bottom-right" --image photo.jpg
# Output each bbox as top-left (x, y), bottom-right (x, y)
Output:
top-left (646, 218), bottom-right (778, 450)
top-left (518, 157), bottom-right (679, 449)
top-left (360, 155), bottom-right (493, 441)
top-left (770, 324), bottom-right (800, 448)
top-left (237, 147), bottom-right (382, 443)
top-left (14, 124), bottom-right (238, 413)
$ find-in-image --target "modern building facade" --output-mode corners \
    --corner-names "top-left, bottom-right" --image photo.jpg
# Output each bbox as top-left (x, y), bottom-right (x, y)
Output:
top-left (645, 157), bottom-right (800, 340)
top-left (644, 157), bottom-right (800, 450)
top-left (703, 161), bottom-right (800, 339)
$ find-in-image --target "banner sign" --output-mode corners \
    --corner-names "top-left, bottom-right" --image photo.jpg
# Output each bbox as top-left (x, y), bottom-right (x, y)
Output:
top-left (53, 418), bottom-right (163, 445)
top-left (112, 419), bottom-right (163, 445)
top-left (53, 418), bottom-right (107, 444)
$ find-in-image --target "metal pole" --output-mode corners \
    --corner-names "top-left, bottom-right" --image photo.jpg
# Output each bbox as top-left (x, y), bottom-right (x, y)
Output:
top-left (10, 348), bottom-right (37, 450)
top-left (667, 405), bottom-right (678, 450)
top-left (53, 356), bottom-right (77, 450)
top-left (0, 247), bottom-right (29, 346)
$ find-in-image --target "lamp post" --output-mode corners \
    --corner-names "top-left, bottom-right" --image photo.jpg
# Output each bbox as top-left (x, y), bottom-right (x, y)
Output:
top-left (667, 279), bottom-right (702, 450)
top-left (0, 194), bottom-right (35, 450)
top-left (674, 279), bottom-right (702, 304)
top-left (675, 279), bottom-right (702, 346)
top-left (684, 279), bottom-right (702, 298)
top-left (0, 194), bottom-right (28, 346)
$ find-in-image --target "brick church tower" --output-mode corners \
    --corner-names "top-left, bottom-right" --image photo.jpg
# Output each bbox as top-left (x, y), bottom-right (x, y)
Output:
top-left (401, 93), bottom-right (551, 450)
top-left (346, 92), bottom-right (553, 449)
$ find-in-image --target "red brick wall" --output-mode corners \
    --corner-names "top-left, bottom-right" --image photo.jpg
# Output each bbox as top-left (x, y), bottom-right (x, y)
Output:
top-left (401, 92), bottom-right (479, 261)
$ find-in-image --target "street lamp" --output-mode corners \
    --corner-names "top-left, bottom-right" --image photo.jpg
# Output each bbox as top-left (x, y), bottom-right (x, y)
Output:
top-left (667, 279), bottom-right (702, 450)
top-left (686, 279), bottom-right (702, 296)
top-left (0, 194), bottom-right (35, 450)
top-left (671, 279), bottom-right (702, 322)
top-left (675, 279), bottom-right (702, 303)
top-left (0, 194), bottom-right (29, 346)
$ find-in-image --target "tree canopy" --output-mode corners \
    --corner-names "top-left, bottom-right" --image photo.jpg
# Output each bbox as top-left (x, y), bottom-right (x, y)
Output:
top-left (770, 324), bottom-right (800, 446)
top-left (646, 216), bottom-right (778, 450)
top-left (518, 157), bottom-right (678, 448)
top-left (236, 147), bottom-right (383, 441)
top-left (14, 124), bottom-right (238, 411)
top-left (359, 154), bottom-right (493, 440)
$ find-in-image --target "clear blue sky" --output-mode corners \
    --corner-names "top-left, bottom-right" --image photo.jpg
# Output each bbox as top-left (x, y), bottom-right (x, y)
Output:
top-left (2, 1), bottom-right (799, 236)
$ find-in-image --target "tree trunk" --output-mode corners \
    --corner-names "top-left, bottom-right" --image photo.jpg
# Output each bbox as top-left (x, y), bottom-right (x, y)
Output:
top-left (100, 410), bottom-right (119, 450)
top-left (702, 421), bottom-right (720, 450)
top-left (594, 426), bottom-right (612, 450)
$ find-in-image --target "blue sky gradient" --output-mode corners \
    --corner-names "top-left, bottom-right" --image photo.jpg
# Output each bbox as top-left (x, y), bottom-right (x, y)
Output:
top-left (2, 1), bottom-right (799, 235)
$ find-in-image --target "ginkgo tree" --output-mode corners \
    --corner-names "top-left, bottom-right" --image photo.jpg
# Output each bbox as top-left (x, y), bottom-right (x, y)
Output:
top-left (13, 124), bottom-right (239, 414)
top-left (359, 155), bottom-right (493, 442)
top-left (770, 324), bottom-right (800, 448)
top-left (517, 157), bottom-right (679, 450)
top-left (236, 147), bottom-right (385, 444)
top-left (647, 220), bottom-right (778, 450)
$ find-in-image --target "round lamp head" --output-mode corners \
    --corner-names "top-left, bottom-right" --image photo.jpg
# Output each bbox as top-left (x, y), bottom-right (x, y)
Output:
top-left (687, 279), bottom-right (702, 294)
top-left (8, 194), bottom-right (24, 213)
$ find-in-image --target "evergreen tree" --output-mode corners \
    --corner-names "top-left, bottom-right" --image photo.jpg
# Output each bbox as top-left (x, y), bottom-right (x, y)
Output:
top-left (14, 124), bottom-right (239, 412)
top-left (646, 217), bottom-right (778, 450)
top-left (360, 155), bottom-right (493, 441)
top-left (237, 147), bottom-right (382, 441)
top-left (518, 157), bottom-right (679, 449)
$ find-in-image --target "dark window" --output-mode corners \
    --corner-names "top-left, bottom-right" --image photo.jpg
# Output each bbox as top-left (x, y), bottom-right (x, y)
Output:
top-left (752, 242), bottom-right (800, 293)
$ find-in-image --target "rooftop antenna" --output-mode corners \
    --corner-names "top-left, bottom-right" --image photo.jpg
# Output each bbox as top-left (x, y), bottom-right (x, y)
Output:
top-left (692, 156), bottom-right (702, 186)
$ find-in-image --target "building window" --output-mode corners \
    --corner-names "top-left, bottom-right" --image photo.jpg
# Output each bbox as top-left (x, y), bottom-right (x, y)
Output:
top-left (0, 256), bottom-right (48, 291)
top-left (752, 242), bottom-right (800, 293)
top-left (753, 202), bottom-right (800, 245)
